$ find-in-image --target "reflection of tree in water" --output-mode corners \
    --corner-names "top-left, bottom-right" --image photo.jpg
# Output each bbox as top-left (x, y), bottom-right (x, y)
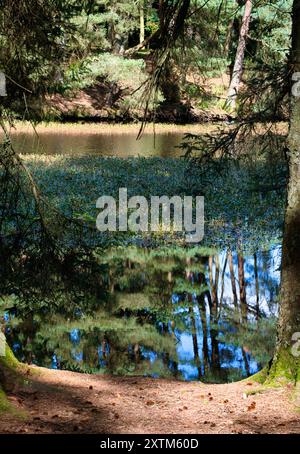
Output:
top-left (3, 245), bottom-right (279, 382)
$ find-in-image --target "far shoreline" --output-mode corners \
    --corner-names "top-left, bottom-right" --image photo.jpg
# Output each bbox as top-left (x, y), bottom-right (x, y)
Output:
top-left (1, 121), bottom-right (222, 136)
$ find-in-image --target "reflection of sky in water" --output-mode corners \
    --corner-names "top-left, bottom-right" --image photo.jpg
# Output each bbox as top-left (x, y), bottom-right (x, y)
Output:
top-left (70, 328), bottom-right (80, 344)
top-left (71, 349), bottom-right (83, 362)
top-left (218, 345), bottom-right (258, 375)
top-left (4, 246), bottom-right (279, 382)
top-left (178, 363), bottom-right (200, 381)
top-left (142, 350), bottom-right (157, 364)
top-left (167, 244), bottom-right (279, 380)
top-left (219, 246), bottom-right (281, 318)
top-left (52, 354), bottom-right (59, 369)
top-left (175, 317), bottom-right (259, 380)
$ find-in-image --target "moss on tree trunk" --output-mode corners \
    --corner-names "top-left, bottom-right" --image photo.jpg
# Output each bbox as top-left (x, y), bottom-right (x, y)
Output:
top-left (267, 0), bottom-right (300, 385)
top-left (0, 342), bottom-right (21, 391)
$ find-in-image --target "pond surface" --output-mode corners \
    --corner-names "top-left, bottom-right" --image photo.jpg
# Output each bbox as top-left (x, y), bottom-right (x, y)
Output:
top-left (1, 124), bottom-right (285, 383)
top-left (4, 123), bottom-right (218, 157)
top-left (4, 245), bottom-right (281, 383)
top-left (10, 131), bottom-right (186, 157)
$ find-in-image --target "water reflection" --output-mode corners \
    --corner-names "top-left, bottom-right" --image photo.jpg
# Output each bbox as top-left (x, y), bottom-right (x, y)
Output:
top-left (4, 245), bottom-right (280, 383)
top-left (8, 132), bottom-right (185, 157)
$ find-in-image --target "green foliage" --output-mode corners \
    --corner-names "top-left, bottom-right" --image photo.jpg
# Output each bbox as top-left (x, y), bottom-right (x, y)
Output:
top-left (16, 153), bottom-right (285, 252)
top-left (0, 0), bottom-right (294, 119)
top-left (0, 0), bottom-right (293, 389)
top-left (61, 54), bottom-right (146, 91)
top-left (220, 317), bottom-right (277, 367)
top-left (89, 54), bottom-right (145, 84)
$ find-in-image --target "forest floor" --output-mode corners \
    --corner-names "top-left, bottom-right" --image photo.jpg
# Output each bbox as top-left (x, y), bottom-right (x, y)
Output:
top-left (1, 365), bottom-right (300, 434)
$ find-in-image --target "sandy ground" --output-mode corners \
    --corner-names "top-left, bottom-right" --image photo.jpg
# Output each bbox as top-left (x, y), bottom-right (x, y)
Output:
top-left (1, 366), bottom-right (299, 434)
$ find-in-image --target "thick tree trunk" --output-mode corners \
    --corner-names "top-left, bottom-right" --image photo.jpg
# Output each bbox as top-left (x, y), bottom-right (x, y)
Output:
top-left (226, 0), bottom-right (252, 110)
top-left (0, 338), bottom-right (20, 393)
top-left (269, 0), bottom-right (300, 383)
top-left (159, 62), bottom-right (181, 104)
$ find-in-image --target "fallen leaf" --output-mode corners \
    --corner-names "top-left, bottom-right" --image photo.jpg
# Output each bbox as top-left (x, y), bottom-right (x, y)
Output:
top-left (146, 400), bottom-right (155, 406)
top-left (247, 401), bottom-right (256, 411)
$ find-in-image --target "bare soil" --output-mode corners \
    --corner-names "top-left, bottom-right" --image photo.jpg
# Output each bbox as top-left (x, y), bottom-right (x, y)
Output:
top-left (1, 366), bottom-right (299, 434)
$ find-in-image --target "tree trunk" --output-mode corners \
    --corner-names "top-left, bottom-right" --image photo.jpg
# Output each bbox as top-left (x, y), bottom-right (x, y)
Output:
top-left (228, 250), bottom-right (239, 310)
top-left (238, 253), bottom-right (248, 322)
top-left (159, 62), bottom-right (181, 104)
top-left (0, 71), bottom-right (6, 97)
top-left (208, 255), bottom-right (219, 317)
top-left (242, 348), bottom-right (250, 377)
top-left (197, 291), bottom-right (209, 374)
top-left (218, 253), bottom-right (228, 317)
top-left (226, 0), bottom-right (252, 110)
top-left (140, 1), bottom-right (145, 44)
top-left (269, 0), bottom-right (300, 383)
top-left (0, 338), bottom-right (20, 393)
top-left (253, 253), bottom-right (260, 321)
top-left (189, 306), bottom-right (202, 379)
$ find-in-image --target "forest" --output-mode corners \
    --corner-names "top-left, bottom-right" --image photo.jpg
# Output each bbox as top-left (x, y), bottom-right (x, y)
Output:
top-left (0, 0), bottom-right (299, 439)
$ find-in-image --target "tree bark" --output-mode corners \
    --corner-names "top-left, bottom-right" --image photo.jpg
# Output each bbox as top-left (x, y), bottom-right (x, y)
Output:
top-left (226, 0), bottom-right (252, 110)
top-left (253, 253), bottom-right (260, 321)
top-left (228, 250), bottom-right (239, 310)
top-left (218, 254), bottom-right (228, 317)
top-left (269, 0), bottom-right (300, 383)
top-left (208, 255), bottom-right (219, 317)
top-left (0, 339), bottom-right (20, 393)
top-left (198, 295), bottom-right (209, 373)
top-left (238, 253), bottom-right (248, 322)
top-left (189, 306), bottom-right (202, 378)
top-left (140, 0), bottom-right (145, 44)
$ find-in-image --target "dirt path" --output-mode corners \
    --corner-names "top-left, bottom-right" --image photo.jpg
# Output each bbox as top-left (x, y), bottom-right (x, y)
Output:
top-left (1, 366), bottom-right (299, 434)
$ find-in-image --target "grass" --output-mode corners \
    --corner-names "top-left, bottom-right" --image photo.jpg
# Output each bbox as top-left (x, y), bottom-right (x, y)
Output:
top-left (1, 121), bottom-right (220, 136)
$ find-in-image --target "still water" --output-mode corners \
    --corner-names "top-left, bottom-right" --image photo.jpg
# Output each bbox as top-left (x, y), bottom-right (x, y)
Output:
top-left (2, 126), bottom-right (284, 383)
top-left (4, 245), bottom-right (281, 383)
top-left (9, 130), bottom-right (185, 157)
